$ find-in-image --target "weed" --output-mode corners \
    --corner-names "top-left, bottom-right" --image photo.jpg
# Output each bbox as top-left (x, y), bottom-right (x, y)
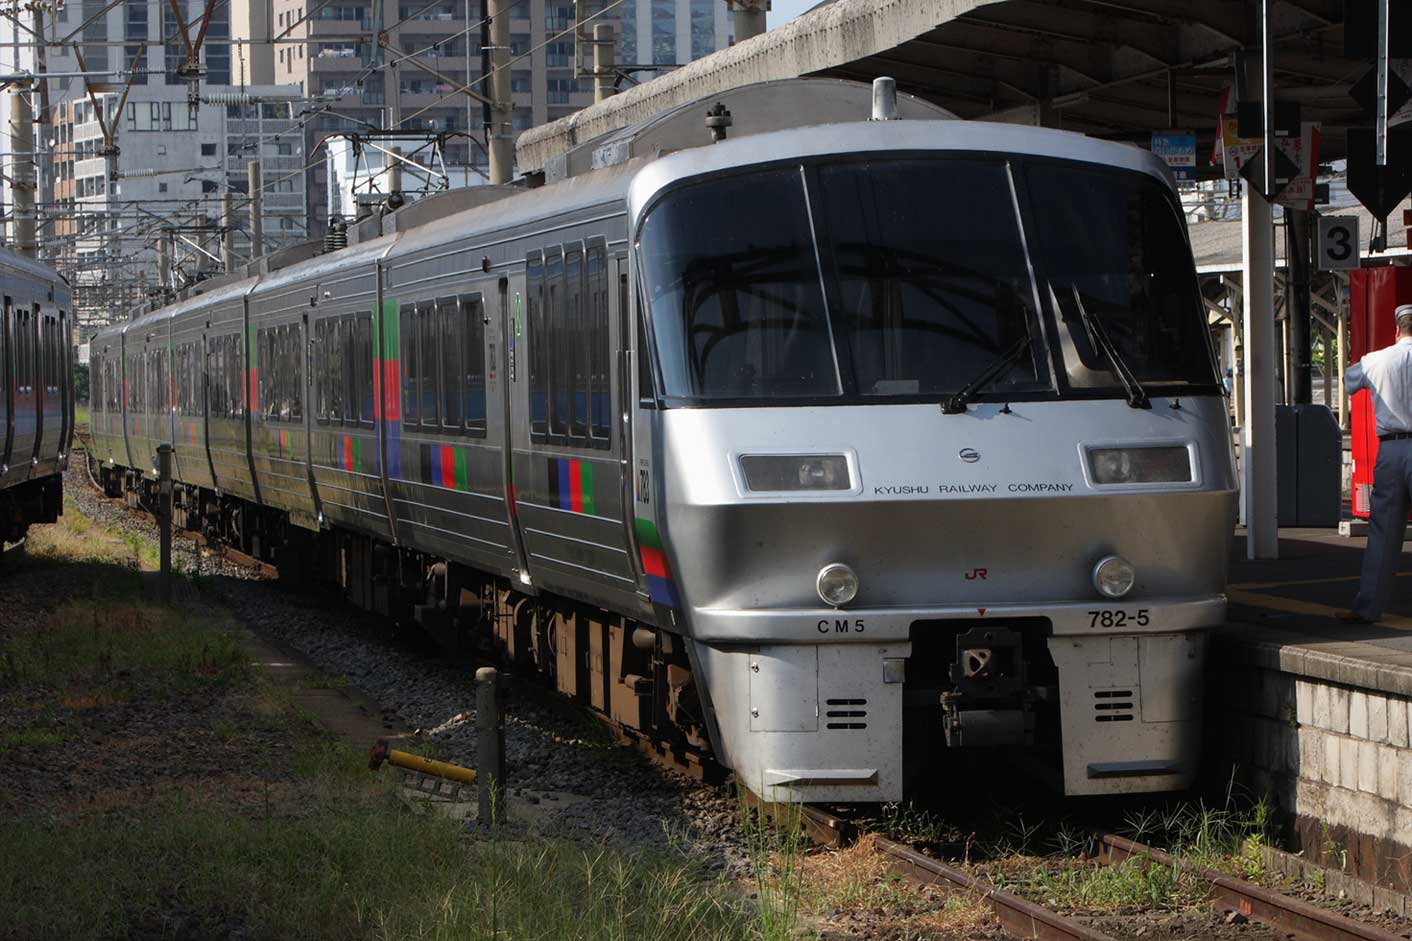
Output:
top-left (0, 725), bottom-right (65, 754)
top-left (877, 800), bottom-right (953, 845)
top-left (4, 601), bottom-right (248, 697)
top-left (738, 785), bottom-right (806, 941)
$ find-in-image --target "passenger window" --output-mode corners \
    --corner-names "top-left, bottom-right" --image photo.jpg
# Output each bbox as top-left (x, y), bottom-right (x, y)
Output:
top-left (354, 313), bottom-right (373, 423)
top-left (527, 253), bottom-right (547, 441)
top-left (329, 318), bottom-right (345, 424)
top-left (546, 250), bottom-right (566, 441)
top-left (464, 295), bottom-right (486, 437)
top-left (401, 303), bottom-right (418, 427)
top-left (565, 245), bottom-right (586, 443)
top-left (418, 302), bottom-right (438, 428)
top-left (587, 244), bottom-right (610, 447)
top-left (438, 296), bottom-right (463, 429)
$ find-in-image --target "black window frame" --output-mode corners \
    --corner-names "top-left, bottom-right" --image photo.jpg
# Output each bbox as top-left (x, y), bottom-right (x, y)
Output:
top-left (633, 151), bottom-right (1219, 410)
top-left (527, 252), bottom-right (547, 441)
top-left (462, 293), bottom-right (487, 438)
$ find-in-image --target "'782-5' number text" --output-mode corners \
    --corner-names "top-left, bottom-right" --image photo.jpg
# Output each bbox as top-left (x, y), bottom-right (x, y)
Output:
top-left (1088, 609), bottom-right (1150, 628)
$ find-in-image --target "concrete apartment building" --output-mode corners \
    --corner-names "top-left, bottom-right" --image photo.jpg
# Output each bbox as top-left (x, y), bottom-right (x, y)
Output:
top-left (50, 82), bottom-right (308, 313)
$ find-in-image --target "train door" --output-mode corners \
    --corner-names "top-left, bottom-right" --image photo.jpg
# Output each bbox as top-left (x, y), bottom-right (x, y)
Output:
top-left (13, 302), bottom-right (37, 478)
top-left (59, 309), bottom-right (71, 464)
top-left (614, 253), bottom-right (646, 596)
top-left (499, 273), bottom-right (531, 579)
top-left (1, 299), bottom-right (11, 476)
top-left (300, 310), bottom-right (322, 524)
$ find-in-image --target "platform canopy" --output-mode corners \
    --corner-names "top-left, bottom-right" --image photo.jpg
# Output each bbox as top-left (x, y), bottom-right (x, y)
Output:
top-left (518, 0), bottom-right (1366, 174)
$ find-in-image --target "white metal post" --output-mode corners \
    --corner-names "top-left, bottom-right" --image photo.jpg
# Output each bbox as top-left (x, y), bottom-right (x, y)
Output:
top-left (1243, 183), bottom-right (1279, 559)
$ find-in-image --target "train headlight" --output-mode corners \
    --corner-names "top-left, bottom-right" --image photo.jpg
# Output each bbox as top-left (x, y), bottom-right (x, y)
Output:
top-left (740, 454), bottom-right (851, 492)
top-left (1092, 555), bottom-right (1136, 599)
top-left (1087, 446), bottom-right (1191, 484)
top-left (817, 563), bottom-right (859, 607)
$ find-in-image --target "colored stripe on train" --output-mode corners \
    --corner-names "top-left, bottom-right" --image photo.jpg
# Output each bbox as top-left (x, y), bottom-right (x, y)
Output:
top-left (634, 517), bottom-right (679, 607)
top-left (547, 458), bottom-right (595, 515)
top-left (339, 435), bottom-right (375, 474)
top-left (418, 443), bottom-right (471, 491)
top-left (380, 298), bottom-right (402, 477)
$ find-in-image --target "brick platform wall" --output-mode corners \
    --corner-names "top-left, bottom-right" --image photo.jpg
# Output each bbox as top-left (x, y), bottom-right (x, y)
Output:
top-left (1209, 651), bottom-right (1412, 893)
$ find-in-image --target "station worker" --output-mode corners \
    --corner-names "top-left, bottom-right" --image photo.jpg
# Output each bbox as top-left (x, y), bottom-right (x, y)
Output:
top-left (1345, 302), bottom-right (1412, 623)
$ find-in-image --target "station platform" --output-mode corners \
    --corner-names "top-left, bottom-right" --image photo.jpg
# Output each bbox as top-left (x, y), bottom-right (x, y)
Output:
top-left (1213, 530), bottom-right (1412, 898)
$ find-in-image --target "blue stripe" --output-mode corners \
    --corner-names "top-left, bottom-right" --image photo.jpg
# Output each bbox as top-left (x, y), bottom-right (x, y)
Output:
top-left (557, 458), bottom-right (572, 511)
top-left (645, 575), bottom-right (679, 607)
top-left (431, 446), bottom-right (444, 487)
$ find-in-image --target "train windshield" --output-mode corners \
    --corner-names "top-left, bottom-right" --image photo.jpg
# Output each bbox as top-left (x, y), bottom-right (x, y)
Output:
top-left (1022, 162), bottom-right (1217, 391)
top-left (637, 155), bottom-right (1214, 404)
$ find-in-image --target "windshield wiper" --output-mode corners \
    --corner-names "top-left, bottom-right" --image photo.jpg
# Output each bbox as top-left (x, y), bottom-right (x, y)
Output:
top-left (942, 334), bottom-right (1033, 414)
top-left (1070, 286), bottom-right (1150, 410)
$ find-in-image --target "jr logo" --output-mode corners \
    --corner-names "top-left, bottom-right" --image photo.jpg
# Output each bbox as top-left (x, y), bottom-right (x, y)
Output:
top-left (964, 568), bottom-right (988, 580)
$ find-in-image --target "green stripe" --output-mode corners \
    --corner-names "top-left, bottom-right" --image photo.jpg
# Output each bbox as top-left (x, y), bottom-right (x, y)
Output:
top-left (352, 436), bottom-right (362, 473)
top-left (579, 460), bottom-right (595, 516)
top-left (381, 298), bottom-right (400, 359)
top-left (454, 446), bottom-right (469, 492)
top-left (635, 517), bottom-right (662, 550)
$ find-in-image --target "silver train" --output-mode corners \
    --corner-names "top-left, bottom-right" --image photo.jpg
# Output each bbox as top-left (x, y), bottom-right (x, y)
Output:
top-left (89, 80), bottom-right (1236, 801)
top-left (0, 247), bottom-right (71, 551)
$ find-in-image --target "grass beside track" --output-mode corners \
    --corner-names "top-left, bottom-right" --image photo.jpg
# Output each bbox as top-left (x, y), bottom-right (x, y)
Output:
top-left (0, 509), bottom-right (757, 941)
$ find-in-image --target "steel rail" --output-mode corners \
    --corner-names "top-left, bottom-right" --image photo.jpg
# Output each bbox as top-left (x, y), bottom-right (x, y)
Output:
top-left (1092, 832), bottom-right (1407, 941)
top-left (75, 441), bottom-right (276, 579)
top-left (800, 806), bottom-right (1116, 941)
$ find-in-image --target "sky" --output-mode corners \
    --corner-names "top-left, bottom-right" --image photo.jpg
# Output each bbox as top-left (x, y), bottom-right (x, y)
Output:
top-left (766, 0), bottom-right (819, 29)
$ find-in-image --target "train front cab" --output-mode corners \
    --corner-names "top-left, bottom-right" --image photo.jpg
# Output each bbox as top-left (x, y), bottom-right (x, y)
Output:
top-left (627, 122), bottom-right (1238, 802)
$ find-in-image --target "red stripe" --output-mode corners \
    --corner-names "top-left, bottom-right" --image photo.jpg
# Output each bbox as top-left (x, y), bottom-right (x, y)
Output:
top-left (639, 546), bottom-right (670, 579)
top-left (440, 446), bottom-right (456, 489)
top-left (382, 361), bottom-right (401, 421)
top-left (372, 361), bottom-right (383, 420)
top-left (343, 436), bottom-right (353, 472)
top-left (569, 460), bottom-right (583, 513)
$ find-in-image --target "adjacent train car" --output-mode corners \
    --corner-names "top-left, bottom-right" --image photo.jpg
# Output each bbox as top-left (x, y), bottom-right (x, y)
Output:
top-left (0, 247), bottom-right (71, 554)
top-left (89, 79), bottom-right (1236, 802)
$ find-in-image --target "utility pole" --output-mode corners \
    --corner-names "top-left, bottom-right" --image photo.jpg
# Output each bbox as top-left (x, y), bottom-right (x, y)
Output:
top-left (30, 4), bottom-right (52, 260)
top-left (221, 192), bottom-right (236, 272)
top-left (593, 23), bottom-right (614, 104)
top-left (248, 160), bottom-right (264, 260)
top-left (156, 232), bottom-right (171, 296)
top-left (487, 0), bottom-right (512, 184)
top-left (7, 87), bottom-right (36, 258)
top-left (726, 0), bottom-right (768, 42)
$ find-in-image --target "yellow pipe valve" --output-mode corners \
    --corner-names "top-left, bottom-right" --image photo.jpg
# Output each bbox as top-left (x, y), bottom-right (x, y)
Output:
top-left (368, 738), bottom-right (478, 786)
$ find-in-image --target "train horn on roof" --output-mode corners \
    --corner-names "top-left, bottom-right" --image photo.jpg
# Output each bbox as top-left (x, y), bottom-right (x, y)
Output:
top-left (871, 77), bottom-right (898, 121)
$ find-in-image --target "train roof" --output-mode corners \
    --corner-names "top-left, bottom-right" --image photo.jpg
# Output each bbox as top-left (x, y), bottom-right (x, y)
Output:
top-left (0, 244), bottom-right (68, 290)
top-left (628, 118), bottom-right (1176, 219)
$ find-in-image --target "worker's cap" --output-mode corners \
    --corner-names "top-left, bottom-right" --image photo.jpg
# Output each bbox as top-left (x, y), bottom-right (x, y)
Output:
top-left (1398, 304), bottom-right (1412, 325)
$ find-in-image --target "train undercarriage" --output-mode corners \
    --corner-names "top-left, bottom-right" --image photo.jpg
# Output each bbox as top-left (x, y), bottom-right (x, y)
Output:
top-left (0, 474), bottom-right (62, 548)
top-left (97, 465), bottom-right (717, 759)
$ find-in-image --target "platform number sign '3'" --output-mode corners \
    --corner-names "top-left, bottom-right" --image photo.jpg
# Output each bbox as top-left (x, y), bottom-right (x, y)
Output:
top-left (1317, 215), bottom-right (1360, 270)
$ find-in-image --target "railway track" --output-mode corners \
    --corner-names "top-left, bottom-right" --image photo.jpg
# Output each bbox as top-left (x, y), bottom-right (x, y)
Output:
top-left (799, 805), bottom-right (1408, 941)
top-left (72, 436), bottom-right (276, 579)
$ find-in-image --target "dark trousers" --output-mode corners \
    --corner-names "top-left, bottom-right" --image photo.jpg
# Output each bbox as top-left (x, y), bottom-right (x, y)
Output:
top-left (1354, 437), bottom-right (1412, 620)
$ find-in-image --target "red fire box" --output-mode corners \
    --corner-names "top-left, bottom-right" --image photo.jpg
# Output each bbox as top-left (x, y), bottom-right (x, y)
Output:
top-left (1348, 266), bottom-right (1412, 518)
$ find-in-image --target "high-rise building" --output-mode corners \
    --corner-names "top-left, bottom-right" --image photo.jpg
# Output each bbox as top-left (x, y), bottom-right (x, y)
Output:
top-left (49, 84), bottom-right (309, 321)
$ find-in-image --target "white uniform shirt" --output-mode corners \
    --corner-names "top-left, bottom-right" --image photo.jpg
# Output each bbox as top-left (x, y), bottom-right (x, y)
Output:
top-left (1346, 336), bottom-right (1412, 437)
